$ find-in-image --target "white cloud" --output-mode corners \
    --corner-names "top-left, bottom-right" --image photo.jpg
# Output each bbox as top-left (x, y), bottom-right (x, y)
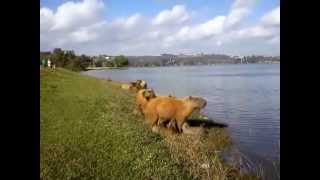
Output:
top-left (261, 6), bottom-right (280, 26)
top-left (233, 6), bottom-right (280, 40)
top-left (163, 0), bottom-right (257, 45)
top-left (165, 16), bottom-right (226, 43)
top-left (113, 13), bottom-right (143, 28)
top-left (40, 0), bottom-right (106, 50)
top-left (40, 8), bottom-right (54, 32)
top-left (40, 0), bottom-right (279, 56)
top-left (152, 5), bottom-right (190, 25)
top-left (224, 0), bottom-right (256, 28)
top-left (235, 25), bottom-right (278, 39)
top-left (70, 28), bottom-right (98, 43)
top-left (267, 35), bottom-right (280, 44)
top-left (51, 0), bottom-right (104, 31)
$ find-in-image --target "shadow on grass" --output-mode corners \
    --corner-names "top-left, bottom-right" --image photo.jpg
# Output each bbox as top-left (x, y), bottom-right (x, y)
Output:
top-left (186, 119), bottom-right (228, 128)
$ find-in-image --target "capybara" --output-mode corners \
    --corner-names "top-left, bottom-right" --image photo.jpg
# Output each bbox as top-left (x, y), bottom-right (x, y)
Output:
top-left (143, 96), bottom-right (207, 133)
top-left (136, 80), bottom-right (147, 89)
top-left (122, 80), bottom-right (148, 92)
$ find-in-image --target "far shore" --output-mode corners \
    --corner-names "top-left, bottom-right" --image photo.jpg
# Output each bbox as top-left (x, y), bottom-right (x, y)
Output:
top-left (85, 62), bottom-right (280, 70)
top-left (85, 66), bottom-right (128, 70)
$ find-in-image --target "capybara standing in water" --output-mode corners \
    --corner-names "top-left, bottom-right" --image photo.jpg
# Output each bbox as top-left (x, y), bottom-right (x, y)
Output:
top-left (143, 96), bottom-right (207, 133)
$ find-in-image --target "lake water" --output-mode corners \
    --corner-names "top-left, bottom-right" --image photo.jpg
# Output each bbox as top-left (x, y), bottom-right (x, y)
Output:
top-left (82, 64), bottom-right (280, 174)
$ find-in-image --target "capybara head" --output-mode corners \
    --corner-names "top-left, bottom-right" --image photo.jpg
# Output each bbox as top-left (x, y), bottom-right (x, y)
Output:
top-left (183, 96), bottom-right (207, 110)
top-left (141, 81), bottom-right (147, 89)
top-left (142, 88), bottom-right (156, 100)
top-left (136, 89), bottom-right (156, 114)
top-left (137, 80), bottom-right (147, 89)
top-left (131, 80), bottom-right (147, 90)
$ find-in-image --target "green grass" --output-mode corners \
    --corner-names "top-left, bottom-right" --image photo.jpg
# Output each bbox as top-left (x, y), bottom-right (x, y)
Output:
top-left (40, 68), bottom-right (259, 180)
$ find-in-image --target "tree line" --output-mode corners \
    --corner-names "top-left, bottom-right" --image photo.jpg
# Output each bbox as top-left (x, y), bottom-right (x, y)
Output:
top-left (40, 48), bottom-right (129, 71)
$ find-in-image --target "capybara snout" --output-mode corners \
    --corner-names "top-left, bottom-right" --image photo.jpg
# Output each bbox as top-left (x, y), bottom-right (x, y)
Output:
top-left (183, 96), bottom-right (207, 110)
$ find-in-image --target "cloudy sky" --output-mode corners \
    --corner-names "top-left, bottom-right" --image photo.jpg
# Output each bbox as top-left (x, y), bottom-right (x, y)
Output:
top-left (40, 0), bottom-right (280, 56)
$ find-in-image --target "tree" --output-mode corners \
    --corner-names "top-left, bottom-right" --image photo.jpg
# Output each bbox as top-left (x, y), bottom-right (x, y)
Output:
top-left (79, 55), bottom-right (92, 68)
top-left (95, 59), bottom-right (104, 67)
top-left (51, 48), bottom-right (66, 67)
top-left (48, 48), bottom-right (89, 71)
top-left (113, 55), bottom-right (129, 67)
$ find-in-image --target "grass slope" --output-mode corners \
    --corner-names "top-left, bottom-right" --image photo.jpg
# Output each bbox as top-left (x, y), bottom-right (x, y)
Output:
top-left (40, 68), bottom-right (259, 180)
top-left (41, 68), bottom-right (190, 179)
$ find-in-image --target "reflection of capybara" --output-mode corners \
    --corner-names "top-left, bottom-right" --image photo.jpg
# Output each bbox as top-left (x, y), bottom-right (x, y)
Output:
top-left (144, 96), bottom-right (207, 133)
top-left (135, 89), bottom-right (157, 115)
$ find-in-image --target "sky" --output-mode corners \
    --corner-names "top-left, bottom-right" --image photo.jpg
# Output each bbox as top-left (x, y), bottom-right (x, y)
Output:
top-left (40, 0), bottom-right (280, 56)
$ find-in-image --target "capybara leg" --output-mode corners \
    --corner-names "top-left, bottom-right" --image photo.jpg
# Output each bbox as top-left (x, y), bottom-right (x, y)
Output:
top-left (146, 113), bottom-right (159, 129)
top-left (158, 118), bottom-right (169, 127)
top-left (167, 119), bottom-right (178, 132)
top-left (152, 125), bottom-right (160, 133)
top-left (177, 119), bottom-right (185, 133)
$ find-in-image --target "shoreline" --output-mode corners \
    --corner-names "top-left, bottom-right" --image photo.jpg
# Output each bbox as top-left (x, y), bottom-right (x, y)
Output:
top-left (84, 63), bottom-right (280, 71)
top-left (85, 66), bottom-right (129, 70)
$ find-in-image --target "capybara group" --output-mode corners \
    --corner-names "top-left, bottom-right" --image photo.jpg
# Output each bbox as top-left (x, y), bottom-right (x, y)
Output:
top-left (130, 80), bottom-right (207, 133)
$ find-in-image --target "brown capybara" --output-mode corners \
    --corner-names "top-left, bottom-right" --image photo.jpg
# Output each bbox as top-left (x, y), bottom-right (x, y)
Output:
top-left (136, 89), bottom-right (178, 116)
top-left (135, 80), bottom-right (147, 89)
top-left (143, 96), bottom-right (207, 133)
top-left (122, 80), bottom-right (148, 92)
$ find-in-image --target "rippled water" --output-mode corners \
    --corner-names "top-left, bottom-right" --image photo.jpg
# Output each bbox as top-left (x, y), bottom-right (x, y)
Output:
top-left (82, 64), bottom-right (280, 162)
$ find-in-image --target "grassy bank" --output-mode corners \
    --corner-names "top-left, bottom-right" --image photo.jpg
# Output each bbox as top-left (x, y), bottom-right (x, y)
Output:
top-left (40, 68), bottom-right (258, 179)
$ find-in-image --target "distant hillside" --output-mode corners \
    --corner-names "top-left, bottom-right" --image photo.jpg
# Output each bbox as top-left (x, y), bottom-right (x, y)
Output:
top-left (40, 50), bottom-right (280, 68)
top-left (127, 54), bottom-right (280, 67)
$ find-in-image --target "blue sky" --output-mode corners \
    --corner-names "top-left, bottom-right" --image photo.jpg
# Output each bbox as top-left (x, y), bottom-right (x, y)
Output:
top-left (41, 0), bottom-right (278, 21)
top-left (40, 0), bottom-right (280, 56)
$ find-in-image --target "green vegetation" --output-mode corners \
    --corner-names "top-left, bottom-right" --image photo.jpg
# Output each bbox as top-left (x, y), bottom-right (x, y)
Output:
top-left (41, 48), bottom-right (92, 71)
top-left (94, 55), bottom-right (129, 68)
top-left (40, 49), bottom-right (129, 71)
top-left (113, 55), bottom-right (129, 67)
top-left (40, 68), bottom-right (259, 179)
